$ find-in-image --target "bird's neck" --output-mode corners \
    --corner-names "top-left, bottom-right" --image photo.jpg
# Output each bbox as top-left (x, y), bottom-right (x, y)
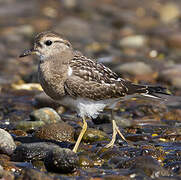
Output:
top-left (38, 50), bottom-right (74, 79)
top-left (38, 51), bottom-right (73, 99)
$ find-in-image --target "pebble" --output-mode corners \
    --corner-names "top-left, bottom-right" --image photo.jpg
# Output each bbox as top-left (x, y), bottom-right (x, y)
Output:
top-left (160, 3), bottom-right (180, 23)
top-left (77, 128), bottom-right (109, 143)
top-left (166, 33), bottom-right (181, 49)
top-left (30, 107), bottom-right (62, 123)
top-left (159, 65), bottom-right (181, 88)
top-left (116, 61), bottom-right (153, 76)
top-left (0, 128), bottom-right (16, 155)
top-left (165, 161), bottom-right (181, 175)
top-left (78, 154), bottom-right (94, 168)
top-left (123, 156), bottom-right (169, 178)
top-left (44, 148), bottom-right (78, 173)
top-left (119, 35), bottom-right (148, 48)
top-left (12, 83), bottom-right (43, 91)
top-left (15, 120), bottom-right (45, 132)
top-left (18, 168), bottom-right (54, 180)
top-left (11, 142), bottom-right (66, 162)
top-left (34, 122), bottom-right (75, 143)
top-left (0, 155), bottom-right (22, 174)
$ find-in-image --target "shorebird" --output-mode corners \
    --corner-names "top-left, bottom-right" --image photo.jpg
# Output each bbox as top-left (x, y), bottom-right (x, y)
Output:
top-left (19, 31), bottom-right (169, 153)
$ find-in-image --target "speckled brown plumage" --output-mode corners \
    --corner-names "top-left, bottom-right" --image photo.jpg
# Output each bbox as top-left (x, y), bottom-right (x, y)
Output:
top-left (65, 54), bottom-right (126, 100)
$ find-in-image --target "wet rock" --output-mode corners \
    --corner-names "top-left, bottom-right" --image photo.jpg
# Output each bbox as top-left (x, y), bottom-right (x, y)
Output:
top-left (15, 120), bottom-right (45, 132)
top-left (10, 129), bottom-right (27, 137)
top-left (18, 168), bottom-right (54, 180)
top-left (0, 159), bottom-right (22, 174)
top-left (76, 128), bottom-right (109, 143)
top-left (79, 154), bottom-right (94, 168)
top-left (99, 148), bottom-right (127, 161)
top-left (165, 161), bottom-right (181, 175)
top-left (0, 128), bottom-right (16, 155)
top-left (119, 35), bottom-right (148, 48)
top-left (44, 148), bottom-right (78, 173)
top-left (115, 61), bottom-right (153, 76)
top-left (32, 160), bottom-right (46, 172)
top-left (11, 142), bottom-right (61, 162)
top-left (106, 156), bottom-right (128, 169)
top-left (124, 156), bottom-right (169, 178)
top-left (0, 154), bottom-right (23, 174)
top-left (30, 107), bottom-right (62, 123)
top-left (99, 147), bottom-right (143, 162)
top-left (159, 65), bottom-right (181, 88)
top-left (34, 122), bottom-right (75, 143)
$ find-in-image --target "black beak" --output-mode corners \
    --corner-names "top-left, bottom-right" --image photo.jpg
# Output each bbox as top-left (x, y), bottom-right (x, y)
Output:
top-left (19, 48), bottom-right (36, 58)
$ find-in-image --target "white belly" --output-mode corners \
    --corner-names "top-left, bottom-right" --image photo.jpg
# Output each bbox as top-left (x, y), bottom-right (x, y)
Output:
top-left (57, 96), bottom-right (120, 118)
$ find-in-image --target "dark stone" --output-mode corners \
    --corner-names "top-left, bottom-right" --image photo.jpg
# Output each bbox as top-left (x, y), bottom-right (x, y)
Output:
top-left (44, 148), bottom-right (78, 173)
top-left (124, 156), bottom-right (170, 178)
top-left (11, 142), bottom-right (61, 162)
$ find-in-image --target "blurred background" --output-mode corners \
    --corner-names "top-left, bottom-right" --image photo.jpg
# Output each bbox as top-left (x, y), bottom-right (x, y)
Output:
top-left (0, 0), bottom-right (181, 95)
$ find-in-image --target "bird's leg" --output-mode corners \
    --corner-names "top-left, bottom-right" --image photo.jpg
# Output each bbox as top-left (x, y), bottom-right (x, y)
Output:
top-left (105, 119), bottom-right (118, 148)
top-left (72, 116), bottom-right (87, 153)
top-left (105, 110), bottom-right (127, 148)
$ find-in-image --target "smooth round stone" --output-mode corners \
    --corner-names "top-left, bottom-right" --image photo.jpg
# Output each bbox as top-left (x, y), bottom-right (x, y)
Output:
top-left (34, 122), bottom-right (75, 143)
top-left (44, 148), bottom-right (78, 173)
top-left (30, 107), bottom-right (62, 123)
top-left (15, 120), bottom-right (45, 132)
top-left (116, 61), bottom-right (153, 76)
top-left (0, 128), bottom-right (16, 155)
top-left (119, 35), bottom-right (148, 48)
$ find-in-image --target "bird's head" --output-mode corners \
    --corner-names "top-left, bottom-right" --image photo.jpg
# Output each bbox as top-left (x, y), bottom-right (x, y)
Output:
top-left (19, 31), bottom-right (72, 61)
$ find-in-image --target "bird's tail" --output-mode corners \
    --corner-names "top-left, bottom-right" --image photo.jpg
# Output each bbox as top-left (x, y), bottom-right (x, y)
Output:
top-left (122, 81), bottom-right (171, 99)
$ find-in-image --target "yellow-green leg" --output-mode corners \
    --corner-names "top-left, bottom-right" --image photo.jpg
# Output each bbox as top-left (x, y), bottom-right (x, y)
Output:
top-left (105, 111), bottom-right (127, 148)
top-left (73, 116), bottom-right (87, 153)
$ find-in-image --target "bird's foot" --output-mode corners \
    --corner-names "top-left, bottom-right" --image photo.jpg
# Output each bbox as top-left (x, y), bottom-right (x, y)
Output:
top-left (105, 120), bottom-right (128, 148)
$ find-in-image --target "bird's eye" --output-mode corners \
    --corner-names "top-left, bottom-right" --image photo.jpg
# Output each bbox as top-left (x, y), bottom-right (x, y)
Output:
top-left (44, 40), bottom-right (52, 46)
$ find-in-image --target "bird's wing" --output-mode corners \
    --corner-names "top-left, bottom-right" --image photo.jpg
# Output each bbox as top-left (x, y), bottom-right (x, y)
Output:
top-left (64, 54), bottom-right (127, 100)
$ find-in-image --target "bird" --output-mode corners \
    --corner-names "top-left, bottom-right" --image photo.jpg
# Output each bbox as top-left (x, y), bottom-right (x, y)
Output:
top-left (19, 31), bottom-right (169, 153)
